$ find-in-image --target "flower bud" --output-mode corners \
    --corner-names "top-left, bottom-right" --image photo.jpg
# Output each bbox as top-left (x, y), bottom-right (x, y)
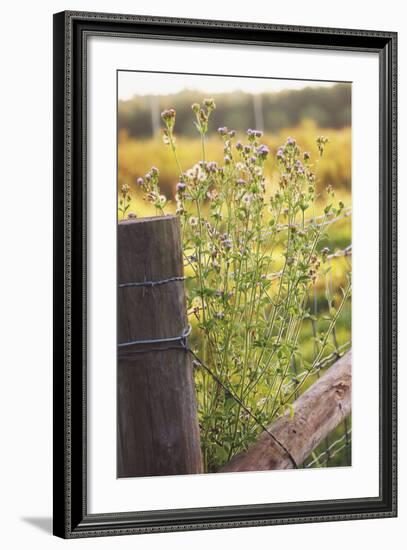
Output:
top-left (257, 144), bottom-right (269, 159)
top-left (176, 182), bottom-right (186, 192)
top-left (161, 108), bottom-right (176, 122)
top-left (203, 98), bottom-right (216, 110)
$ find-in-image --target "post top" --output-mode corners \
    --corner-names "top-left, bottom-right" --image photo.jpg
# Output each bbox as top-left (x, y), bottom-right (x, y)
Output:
top-left (118, 214), bottom-right (176, 225)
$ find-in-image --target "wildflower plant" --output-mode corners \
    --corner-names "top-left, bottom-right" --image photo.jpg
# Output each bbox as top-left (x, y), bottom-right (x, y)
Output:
top-left (118, 183), bottom-right (131, 220)
top-left (130, 99), bottom-right (351, 472)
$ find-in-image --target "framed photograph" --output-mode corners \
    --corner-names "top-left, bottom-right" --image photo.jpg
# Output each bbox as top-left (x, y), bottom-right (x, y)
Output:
top-left (53, 10), bottom-right (397, 538)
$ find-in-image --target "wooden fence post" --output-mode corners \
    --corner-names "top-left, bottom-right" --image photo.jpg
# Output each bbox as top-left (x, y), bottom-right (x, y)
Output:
top-left (117, 215), bottom-right (203, 477)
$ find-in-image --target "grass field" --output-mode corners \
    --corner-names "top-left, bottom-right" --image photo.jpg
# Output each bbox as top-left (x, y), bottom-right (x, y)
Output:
top-left (119, 121), bottom-right (351, 199)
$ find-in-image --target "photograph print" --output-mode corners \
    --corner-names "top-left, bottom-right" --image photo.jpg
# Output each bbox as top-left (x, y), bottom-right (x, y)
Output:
top-left (116, 71), bottom-right (352, 478)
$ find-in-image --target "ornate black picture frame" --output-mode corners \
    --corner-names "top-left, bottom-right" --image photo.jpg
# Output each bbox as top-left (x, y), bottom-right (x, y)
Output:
top-left (53, 10), bottom-right (397, 538)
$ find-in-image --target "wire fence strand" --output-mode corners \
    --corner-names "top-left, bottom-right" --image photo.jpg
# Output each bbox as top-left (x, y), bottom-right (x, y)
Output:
top-left (304, 429), bottom-right (352, 468)
top-left (262, 207), bottom-right (352, 237)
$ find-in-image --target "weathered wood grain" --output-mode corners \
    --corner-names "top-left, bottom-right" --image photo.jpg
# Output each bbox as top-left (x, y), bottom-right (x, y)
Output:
top-left (117, 216), bottom-right (203, 477)
top-left (220, 351), bottom-right (352, 472)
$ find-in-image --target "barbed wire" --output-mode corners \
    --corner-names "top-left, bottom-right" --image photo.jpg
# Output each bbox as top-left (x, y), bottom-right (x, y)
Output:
top-left (304, 429), bottom-right (352, 468)
top-left (262, 207), bottom-right (352, 237)
top-left (327, 244), bottom-right (352, 260)
top-left (118, 324), bottom-right (191, 349)
top-left (311, 208), bottom-right (352, 228)
top-left (300, 341), bottom-right (351, 380)
top-left (267, 245), bottom-right (352, 282)
top-left (119, 275), bottom-right (185, 289)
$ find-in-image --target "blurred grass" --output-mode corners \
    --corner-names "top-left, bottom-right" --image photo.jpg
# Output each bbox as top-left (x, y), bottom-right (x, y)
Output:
top-left (119, 119), bottom-right (351, 198)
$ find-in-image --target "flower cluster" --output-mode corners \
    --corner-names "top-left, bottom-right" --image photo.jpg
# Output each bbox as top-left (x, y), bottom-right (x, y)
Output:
top-left (118, 183), bottom-right (131, 220)
top-left (161, 108), bottom-right (177, 147)
top-left (192, 98), bottom-right (216, 135)
top-left (136, 166), bottom-right (167, 213)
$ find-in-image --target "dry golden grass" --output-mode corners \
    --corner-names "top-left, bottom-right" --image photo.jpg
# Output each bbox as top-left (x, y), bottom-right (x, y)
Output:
top-left (118, 120), bottom-right (351, 198)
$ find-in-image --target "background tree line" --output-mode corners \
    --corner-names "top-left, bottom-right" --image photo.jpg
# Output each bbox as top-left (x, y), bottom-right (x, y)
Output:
top-left (118, 83), bottom-right (351, 138)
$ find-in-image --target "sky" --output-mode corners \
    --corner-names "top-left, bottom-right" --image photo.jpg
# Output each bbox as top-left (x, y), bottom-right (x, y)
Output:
top-left (118, 71), bottom-right (339, 101)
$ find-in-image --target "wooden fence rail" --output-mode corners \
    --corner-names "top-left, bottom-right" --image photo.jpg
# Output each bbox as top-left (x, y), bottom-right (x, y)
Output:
top-left (221, 351), bottom-right (352, 472)
top-left (117, 216), bottom-right (203, 478)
